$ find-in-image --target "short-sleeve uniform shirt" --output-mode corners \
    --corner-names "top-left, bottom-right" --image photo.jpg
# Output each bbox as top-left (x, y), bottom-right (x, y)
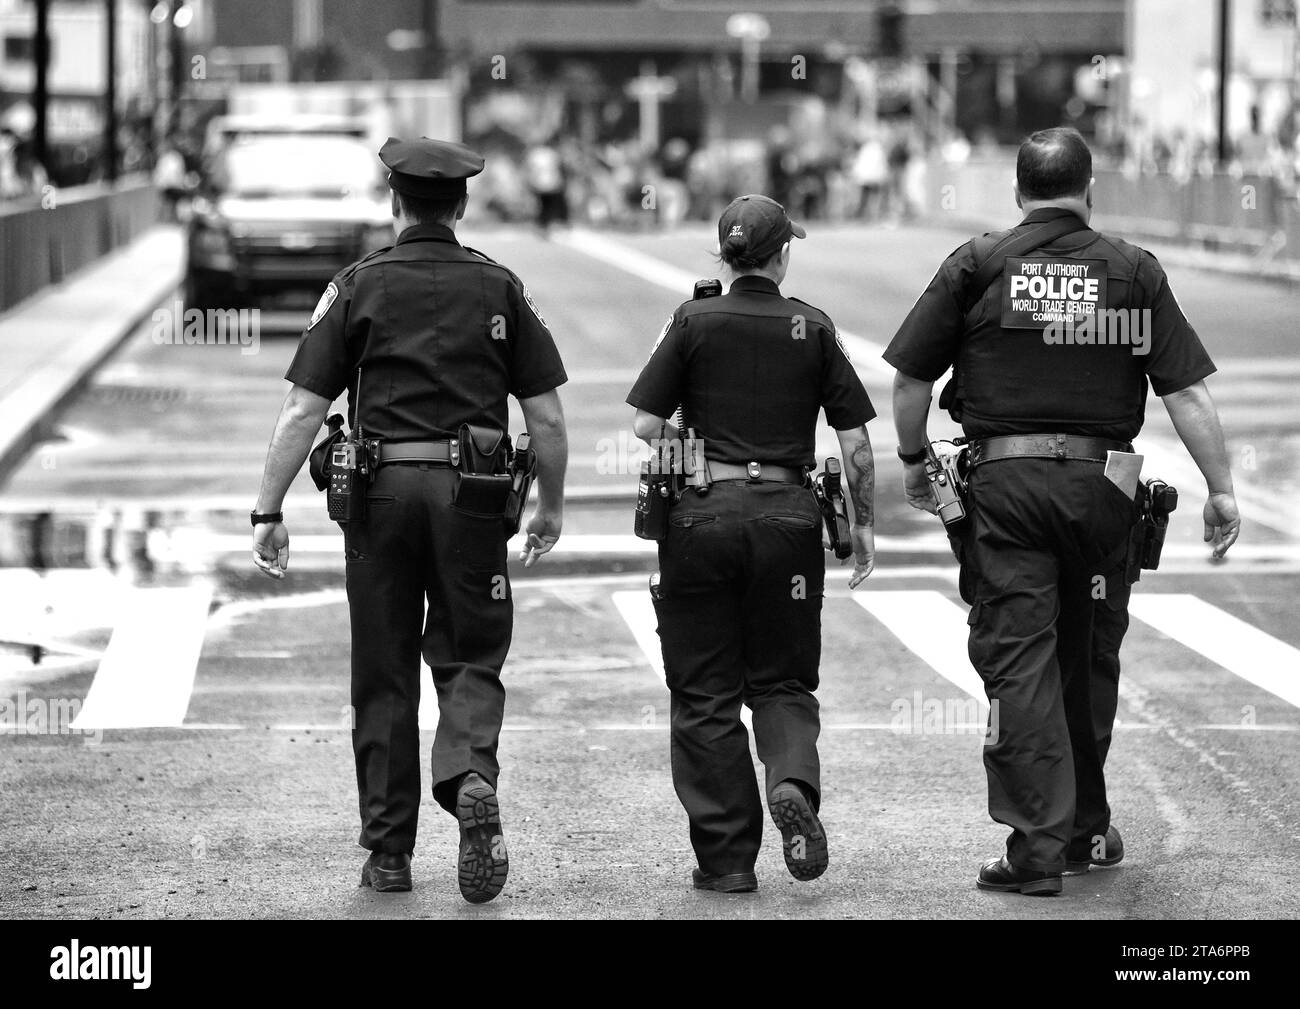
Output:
top-left (286, 223), bottom-right (567, 438)
top-left (883, 207), bottom-right (1216, 441)
top-left (627, 275), bottom-right (875, 468)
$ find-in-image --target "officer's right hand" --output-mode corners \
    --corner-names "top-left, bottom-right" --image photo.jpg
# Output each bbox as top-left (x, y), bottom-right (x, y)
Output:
top-left (520, 508), bottom-right (562, 568)
top-left (847, 524), bottom-right (875, 589)
top-left (252, 521), bottom-right (290, 579)
top-left (903, 460), bottom-right (937, 514)
top-left (1203, 491), bottom-right (1241, 560)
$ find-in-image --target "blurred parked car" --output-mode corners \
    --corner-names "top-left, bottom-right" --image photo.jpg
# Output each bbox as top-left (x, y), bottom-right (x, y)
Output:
top-left (185, 131), bottom-right (391, 312)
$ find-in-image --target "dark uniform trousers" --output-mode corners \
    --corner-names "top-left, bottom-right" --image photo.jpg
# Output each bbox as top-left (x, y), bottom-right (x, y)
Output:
top-left (343, 462), bottom-right (513, 854)
top-left (957, 458), bottom-right (1137, 872)
top-left (652, 481), bottom-right (826, 875)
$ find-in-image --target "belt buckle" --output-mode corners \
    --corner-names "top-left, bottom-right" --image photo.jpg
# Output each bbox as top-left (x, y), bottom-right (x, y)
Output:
top-left (746, 461), bottom-right (761, 481)
top-left (1050, 433), bottom-right (1067, 459)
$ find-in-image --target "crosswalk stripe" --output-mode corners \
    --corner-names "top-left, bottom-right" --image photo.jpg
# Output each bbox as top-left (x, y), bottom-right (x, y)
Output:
top-left (611, 590), bottom-right (664, 681)
top-left (1128, 594), bottom-right (1300, 709)
top-left (852, 590), bottom-right (987, 708)
top-left (610, 589), bottom-right (752, 729)
top-left (70, 584), bottom-right (213, 729)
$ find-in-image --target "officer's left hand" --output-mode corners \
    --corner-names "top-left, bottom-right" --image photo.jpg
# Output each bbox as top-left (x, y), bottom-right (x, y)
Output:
top-left (847, 524), bottom-right (875, 589)
top-left (903, 461), bottom-right (937, 514)
top-left (520, 508), bottom-right (561, 568)
top-left (252, 522), bottom-right (290, 579)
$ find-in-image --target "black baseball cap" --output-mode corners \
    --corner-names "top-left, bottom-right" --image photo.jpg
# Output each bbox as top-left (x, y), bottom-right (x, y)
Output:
top-left (717, 194), bottom-right (806, 260)
top-left (379, 136), bottom-right (485, 199)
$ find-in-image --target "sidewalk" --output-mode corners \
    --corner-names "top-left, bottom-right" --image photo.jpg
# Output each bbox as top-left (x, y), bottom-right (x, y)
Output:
top-left (0, 226), bottom-right (183, 482)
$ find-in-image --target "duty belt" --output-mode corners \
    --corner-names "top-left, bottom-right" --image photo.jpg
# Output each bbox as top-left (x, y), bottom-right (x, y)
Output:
top-left (969, 433), bottom-right (1134, 467)
top-left (375, 439), bottom-right (457, 467)
top-left (705, 460), bottom-right (807, 485)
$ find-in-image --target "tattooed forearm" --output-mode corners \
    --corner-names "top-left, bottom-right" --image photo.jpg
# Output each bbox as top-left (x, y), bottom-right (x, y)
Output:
top-left (846, 435), bottom-right (875, 527)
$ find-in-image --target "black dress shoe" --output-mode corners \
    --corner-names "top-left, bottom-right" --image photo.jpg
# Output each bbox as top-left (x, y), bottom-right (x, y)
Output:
top-left (360, 852), bottom-right (412, 892)
top-left (692, 869), bottom-right (758, 893)
top-left (976, 855), bottom-right (1062, 895)
top-left (1063, 825), bottom-right (1124, 875)
top-left (456, 772), bottom-right (509, 904)
top-left (768, 779), bottom-right (828, 881)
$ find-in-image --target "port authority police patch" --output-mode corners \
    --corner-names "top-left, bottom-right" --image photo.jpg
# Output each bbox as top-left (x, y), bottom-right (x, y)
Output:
top-left (307, 282), bottom-right (338, 331)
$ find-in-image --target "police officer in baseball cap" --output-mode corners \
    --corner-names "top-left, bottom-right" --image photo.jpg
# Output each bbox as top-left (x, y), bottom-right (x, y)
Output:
top-left (252, 137), bottom-right (569, 902)
top-left (627, 194), bottom-right (877, 893)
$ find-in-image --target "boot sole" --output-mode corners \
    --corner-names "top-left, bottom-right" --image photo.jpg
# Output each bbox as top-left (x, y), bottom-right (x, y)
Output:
top-left (769, 785), bottom-right (828, 882)
top-left (457, 781), bottom-right (509, 904)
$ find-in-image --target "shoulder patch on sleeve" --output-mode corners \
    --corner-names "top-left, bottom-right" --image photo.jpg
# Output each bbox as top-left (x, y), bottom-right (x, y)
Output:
top-left (307, 282), bottom-right (338, 331)
top-left (649, 314), bottom-right (674, 360)
top-left (835, 330), bottom-right (852, 363)
top-left (521, 283), bottom-right (547, 326)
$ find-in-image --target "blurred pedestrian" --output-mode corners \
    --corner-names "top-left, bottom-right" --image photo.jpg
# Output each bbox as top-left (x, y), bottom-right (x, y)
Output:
top-left (525, 139), bottom-right (569, 233)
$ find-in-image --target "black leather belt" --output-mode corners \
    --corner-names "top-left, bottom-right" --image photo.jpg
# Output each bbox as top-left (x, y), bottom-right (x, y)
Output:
top-left (969, 434), bottom-right (1133, 467)
top-left (375, 439), bottom-right (456, 466)
top-left (705, 460), bottom-right (807, 485)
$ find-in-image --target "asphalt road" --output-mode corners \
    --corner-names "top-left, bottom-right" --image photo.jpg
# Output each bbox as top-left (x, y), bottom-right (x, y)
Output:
top-left (1, 221), bottom-right (1297, 924)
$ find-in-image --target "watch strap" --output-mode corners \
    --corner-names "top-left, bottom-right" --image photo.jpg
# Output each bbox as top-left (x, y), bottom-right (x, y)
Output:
top-left (250, 510), bottom-right (284, 527)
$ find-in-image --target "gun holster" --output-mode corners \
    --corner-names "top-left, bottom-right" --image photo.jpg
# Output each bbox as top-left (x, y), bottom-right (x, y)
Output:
top-left (451, 424), bottom-right (514, 518)
top-left (309, 414), bottom-right (347, 491)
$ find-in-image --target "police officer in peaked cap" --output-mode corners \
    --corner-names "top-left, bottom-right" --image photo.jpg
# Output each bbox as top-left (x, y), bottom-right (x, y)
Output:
top-left (251, 136), bottom-right (570, 902)
top-left (886, 126), bottom-right (1240, 895)
top-left (627, 194), bottom-right (878, 893)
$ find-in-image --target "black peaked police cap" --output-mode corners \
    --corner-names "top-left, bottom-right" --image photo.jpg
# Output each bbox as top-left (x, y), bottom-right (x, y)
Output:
top-left (379, 136), bottom-right (485, 199)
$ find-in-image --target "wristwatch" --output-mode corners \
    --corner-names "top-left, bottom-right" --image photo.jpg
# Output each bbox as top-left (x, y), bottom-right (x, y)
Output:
top-left (897, 446), bottom-right (927, 465)
top-left (250, 510), bottom-right (284, 527)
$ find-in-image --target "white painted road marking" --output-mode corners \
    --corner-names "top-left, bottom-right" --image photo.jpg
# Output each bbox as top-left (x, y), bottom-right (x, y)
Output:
top-left (853, 590), bottom-right (987, 709)
top-left (1128, 593), bottom-right (1300, 709)
top-left (611, 590), bottom-right (664, 681)
top-left (71, 584), bottom-right (213, 729)
top-left (553, 227), bottom-right (893, 380)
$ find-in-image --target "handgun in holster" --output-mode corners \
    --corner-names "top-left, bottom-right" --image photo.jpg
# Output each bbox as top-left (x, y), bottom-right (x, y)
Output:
top-left (812, 457), bottom-right (853, 560)
top-left (1117, 477), bottom-right (1178, 585)
top-left (503, 433), bottom-right (538, 537)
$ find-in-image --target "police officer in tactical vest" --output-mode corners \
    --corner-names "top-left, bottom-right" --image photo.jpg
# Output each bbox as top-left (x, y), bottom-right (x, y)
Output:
top-left (628, 195), bottom-right (877, 893)
top-left (251, 137), bottom-right (569, 902)
top-left (886, 126), bottom-right (1240, 894)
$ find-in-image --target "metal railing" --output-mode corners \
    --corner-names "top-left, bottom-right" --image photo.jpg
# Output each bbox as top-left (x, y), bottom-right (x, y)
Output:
top-left (0, 178), bottom-right (160, 313)
top-left (921, 156), bottom-right (1300, 262)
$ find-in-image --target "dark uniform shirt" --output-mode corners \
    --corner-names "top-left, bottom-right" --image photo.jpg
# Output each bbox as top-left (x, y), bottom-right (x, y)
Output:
top-left (884, 207), bottom-right (1216, 441)
top-left (286, 223), bottom-right (567, 439)
top-left (626, 275), bottom-right (875, 468)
